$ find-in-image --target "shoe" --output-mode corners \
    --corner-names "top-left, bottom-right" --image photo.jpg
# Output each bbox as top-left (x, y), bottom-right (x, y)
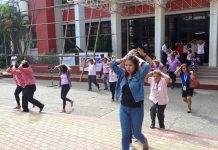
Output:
top-left (97, 85), bottom-right (100, 90)
top-left (129, 143), bottom-right (134, 150)
top-left (14, 105), bottom-right (21, 109)
top-left (104, 88), bottom-right (108, 90)
top-left (70, 100), bottom-right (74, 107)
top-left (39, 104), bottom-right (44, 112)
top-left (171, 86), bottom-right (174, 89)
top-left (159, 126), bottom-right (165, 129)
top-left (187, 110), bottom-right (192, 113)
top-left (22, 109), bottom-right (29, 112)
top-left (88, 89), bottom-right (92, 91)
top-left (150, 124), bottom-right (155, 129)
top-left (60, 109), bottom-right (66, 113)
top-left (143, 144), bottom-right (149, 150)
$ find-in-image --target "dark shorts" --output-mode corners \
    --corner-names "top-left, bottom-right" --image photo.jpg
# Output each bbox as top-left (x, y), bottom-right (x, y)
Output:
top-left (182, 88), bottom-right (194, 97)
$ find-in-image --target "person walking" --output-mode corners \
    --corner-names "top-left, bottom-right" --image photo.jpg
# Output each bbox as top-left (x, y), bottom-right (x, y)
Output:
top-left (6, 64), bottom-right (25, 109)
top-left (87, 59), bottom-right (100, 91)
top-left (145, 70), bottom-right (170, 129)
top-left (197, 40), bottom-right (205, 65)
top-left (110, 49), bottom-right (152, 150)
top-left (175, 64), bottom-right (195, 113)
top-left (55, 64), bottom-right (74, 113)
top-left (167, 54), bottom-right (181, 89)
top-left (18, 60), bottom-right (44, 112)
top-left (102, 57), bottom-right (110, 90)
top-left (109, 66), bottom-right (118, 101)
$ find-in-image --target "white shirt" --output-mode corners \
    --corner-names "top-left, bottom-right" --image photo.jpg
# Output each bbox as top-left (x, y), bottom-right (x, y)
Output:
top-left (191, 43), bottom-right (197, 53)
top-left (109, 69), bottom-right (118, 83)
top-left (148, 77), bottom-right (169, 105)
top-left (197, 43), bottom-right (205, 54)
top-left (162, 44), bottom-right (167, 53)
top-left (88, 63), bottom-right (96, 75)
top-left (11, 56), bottom-right (17, 65)
top-left (183, 45), bottom-right (188, 53)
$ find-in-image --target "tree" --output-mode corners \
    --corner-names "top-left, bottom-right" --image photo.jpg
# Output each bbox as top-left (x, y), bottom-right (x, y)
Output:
top-left (0, 2), bottom-right (30, 57)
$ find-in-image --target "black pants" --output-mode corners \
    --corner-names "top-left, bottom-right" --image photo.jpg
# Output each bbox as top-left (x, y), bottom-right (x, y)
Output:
top-left (22, 84), bottom-right (44, 112)
top-left (88, 75), bottom-right (99, 90)
top-left (14, 85), bottom-right (23, 106)
top-left (61, 84), bottom-right (71, 109)
top-left (198, 54), bottom-right (204, 65)
top-left (109, 82), bottom-right (117, 100)
top-left (150, 103), bottom-right (166, 128)
top-left (161, 52), bottom-right (167, 66)
top-left (168, 71), bottom-right (176, 87)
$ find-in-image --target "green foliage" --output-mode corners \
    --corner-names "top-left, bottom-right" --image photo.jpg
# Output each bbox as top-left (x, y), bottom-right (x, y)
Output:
top-left (0, 3), bottom-right (30, 55)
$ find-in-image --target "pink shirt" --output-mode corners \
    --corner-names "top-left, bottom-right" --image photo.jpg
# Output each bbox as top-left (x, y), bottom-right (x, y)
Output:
top-left (88, 63), bottom-right (96, 75)
top-left (109, 69), bottom-right (118, 83)
top-left (60, 73), bottom-right (69, 85)
top-left (18, 66), bottom-right (36, 87)
top-left (103, 62), bottom-right (109, 74)
top-left (148, 77), bottom-right (169, 105)
top-left (11, 69), bottom-right (25, 88)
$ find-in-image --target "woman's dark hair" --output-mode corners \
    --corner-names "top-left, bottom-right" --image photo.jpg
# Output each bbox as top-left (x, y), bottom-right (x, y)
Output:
top-left (181, 64), bottom-right (190, 73)
top-left (15, 64), bottom-right (19, 68)
top-left (125, 56), bottom-right (139, 77)
top-left (60, 65), bottom-right (68, 73)
top-left (22, 62), bottom-right (29, 68)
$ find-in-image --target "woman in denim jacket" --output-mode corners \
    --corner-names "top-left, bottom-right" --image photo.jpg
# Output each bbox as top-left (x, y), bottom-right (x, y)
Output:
top-left (110, 49), bottom-right (152, 150)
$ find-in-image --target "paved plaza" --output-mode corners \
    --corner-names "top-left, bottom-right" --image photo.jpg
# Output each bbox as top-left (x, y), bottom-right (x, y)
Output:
top-left (0, 78), bottom-right (218, 150)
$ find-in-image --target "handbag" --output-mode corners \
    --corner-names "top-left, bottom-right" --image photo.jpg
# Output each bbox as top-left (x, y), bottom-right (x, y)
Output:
top-left (190, 78), bottom-right (200, 88)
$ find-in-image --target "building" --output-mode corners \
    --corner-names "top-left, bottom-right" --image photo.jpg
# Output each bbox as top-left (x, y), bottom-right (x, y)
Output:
top-left (25, 0), bottom-right (218, 67)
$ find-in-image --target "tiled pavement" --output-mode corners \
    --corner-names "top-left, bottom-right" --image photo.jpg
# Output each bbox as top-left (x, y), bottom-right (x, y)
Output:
top-left (0, 106), bottom-right (218, 150)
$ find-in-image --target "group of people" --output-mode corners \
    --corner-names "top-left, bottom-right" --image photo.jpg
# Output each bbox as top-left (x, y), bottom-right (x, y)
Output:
top-left (6, 48), bottom-right (198, 150)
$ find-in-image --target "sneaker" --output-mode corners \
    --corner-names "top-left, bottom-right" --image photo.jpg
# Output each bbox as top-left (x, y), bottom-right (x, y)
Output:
top-left (129, 143), bottom-right (134, 150)
top-left (150, 124), bottom-right (155, 129)
top-left (14, 105), bottom-right (21, 109)
top-left (39, 104), bottom-right (44, 112)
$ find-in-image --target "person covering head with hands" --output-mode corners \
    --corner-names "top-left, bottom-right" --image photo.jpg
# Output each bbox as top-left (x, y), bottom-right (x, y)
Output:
top-left (110, 48), bottom-right (153, 150)
top-left (145, 70), bottom-right (170, 129)
top-left (175, 64), bottom-right (195, 113)
top-left (18, 60), bottom-right (45, 112)
top-left (55, 64), bottom-right (74, 113)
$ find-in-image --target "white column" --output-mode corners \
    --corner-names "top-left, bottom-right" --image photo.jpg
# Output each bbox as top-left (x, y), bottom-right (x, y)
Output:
top-left (209, 0), bottom-right (218, 67)
top-left (54, 0), bottom-right (63, 53)
top-left (74, 4), bottom-right (86, 51)
top-left (111, 3), bottom-right (122, 58)
top-left (154, 0), bottom-right (165, 60)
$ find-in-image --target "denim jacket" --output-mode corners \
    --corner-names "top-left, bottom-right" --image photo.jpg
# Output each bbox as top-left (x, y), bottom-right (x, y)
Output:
top-left (109, 60), bottom-right (150, 102)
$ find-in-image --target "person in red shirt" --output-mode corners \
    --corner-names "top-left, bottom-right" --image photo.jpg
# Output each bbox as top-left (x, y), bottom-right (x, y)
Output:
top-left (175, 41), bottom-right (183, 56)
top-left (6, 64), bottom-right (25, 109)
top-left (18, 60), bottom-right (44, 112)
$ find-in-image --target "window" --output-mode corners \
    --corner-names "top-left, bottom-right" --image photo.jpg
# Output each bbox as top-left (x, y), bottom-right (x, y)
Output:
top-left (63, 24), bottom-right (76, 53)
top-left (85, 21), bottom-right (112, 52)
top-left (30, 31), bottom-right (37, 49)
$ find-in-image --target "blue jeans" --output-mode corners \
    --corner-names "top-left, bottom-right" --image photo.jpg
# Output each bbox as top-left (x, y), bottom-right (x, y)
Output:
top-left (103, 73), bottom-right (109, 89)
top-left (120, 104), bottom-right (147, 150)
